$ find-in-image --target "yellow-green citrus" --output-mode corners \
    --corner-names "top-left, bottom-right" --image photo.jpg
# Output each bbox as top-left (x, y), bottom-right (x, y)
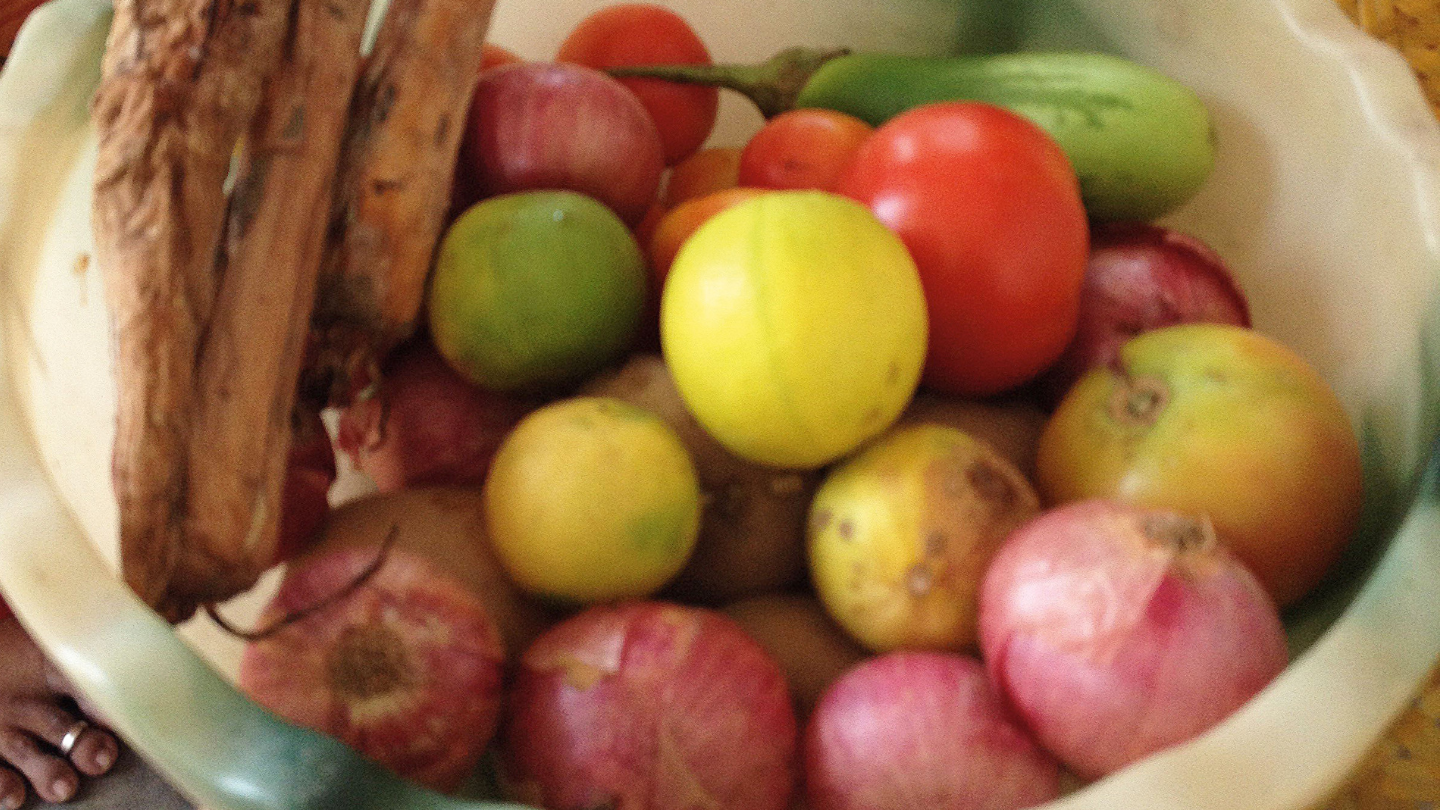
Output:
top-left (660, 191), bottom-right (928, 468)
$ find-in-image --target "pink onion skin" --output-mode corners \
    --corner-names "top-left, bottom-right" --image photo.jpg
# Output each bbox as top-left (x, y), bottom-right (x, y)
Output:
top-left (462, 62), bottom-right (666, 225)
top-left (335, 339), bottom-right (534, 492)
top-left (502, 601), bottom-right (798, 810)
top-left (238, 546), bottom-right (507, 793)
top-left (977, 500), bottom-right (1289, 781)
top-left (805, 651), bottom-right (1061, 810)
top-left (1038, 222), bottom-right (1251, 402)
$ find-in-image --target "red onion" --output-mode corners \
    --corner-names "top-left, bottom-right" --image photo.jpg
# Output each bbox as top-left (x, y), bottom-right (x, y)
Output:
top-left (461, 62), bottom-right (665, 225)
top-left (805, 651), bottom-right (1061, 810)
top-left (977, 499), bottom-right (1288, 780)
top-left (335, 339), bottom-right (534, 491)
top-left (501, 601), bottom-right (797, 810)
top-left (1038, 222), bottom-right (1251, 402)
top-left (238, 545), bottom-right (507, 793)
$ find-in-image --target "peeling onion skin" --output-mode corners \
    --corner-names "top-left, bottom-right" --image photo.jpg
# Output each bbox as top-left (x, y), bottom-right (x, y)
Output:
top-left (501, 601), bottom-right (798, 810)
top-left (978, 500), bottom-right (1289, 781)
top-left (805, 651), bottom-right (1062, 810)
top-left (238, 546), bottom-right (507, 793)
top-left (334, 339), bottom-right (535, 492)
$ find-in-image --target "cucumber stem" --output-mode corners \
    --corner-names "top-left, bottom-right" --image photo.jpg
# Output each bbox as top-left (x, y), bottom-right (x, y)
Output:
top-left (608, 46), bottom-right (850, 119)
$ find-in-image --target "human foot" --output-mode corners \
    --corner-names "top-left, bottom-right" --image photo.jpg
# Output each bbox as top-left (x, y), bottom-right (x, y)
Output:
top-left (0, 607), bottom-right (119, 806)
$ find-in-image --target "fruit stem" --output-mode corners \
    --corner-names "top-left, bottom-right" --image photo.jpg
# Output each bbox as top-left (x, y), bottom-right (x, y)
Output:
top-left (204, 525), bottom-right (400, 641)
top-left (1141, 512), bottom-right (1216, 555)
top-left (607, 46), bottom-right (851, 119)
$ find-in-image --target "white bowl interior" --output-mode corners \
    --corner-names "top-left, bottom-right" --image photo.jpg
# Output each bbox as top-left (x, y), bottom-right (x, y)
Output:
top-left (0, 0), bottom-right (1438, 808)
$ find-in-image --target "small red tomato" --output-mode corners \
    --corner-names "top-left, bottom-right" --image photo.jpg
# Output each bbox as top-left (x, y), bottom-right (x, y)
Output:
top-left (557, 3), bottom-right (719, 166)
top-left (738, 109), bottom-right (873, 191)
top-left (273, 409), bottom-right (337, 565)
top-left (836, 102), bottom-right (1090, 396)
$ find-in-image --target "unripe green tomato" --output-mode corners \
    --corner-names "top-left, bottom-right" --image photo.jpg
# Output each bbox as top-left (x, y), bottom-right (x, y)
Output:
top-left (1036, 324), bottom-right (1366, 608)
top-left (428, 190), bottom-right (646, 392)
top-left (660, 191), bottom-right (928, 468)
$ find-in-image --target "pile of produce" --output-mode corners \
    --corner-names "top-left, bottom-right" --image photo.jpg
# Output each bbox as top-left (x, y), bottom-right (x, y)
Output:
top-left (92, 1), bottom-right (1367, 807)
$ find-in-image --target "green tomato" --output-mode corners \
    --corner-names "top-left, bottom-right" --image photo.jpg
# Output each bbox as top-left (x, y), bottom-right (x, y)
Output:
top-left (660, 191), bottom-right (928, 469)
top-left (1036, 323), bottom-right (1366, 608)
top-left (428, 190), bottom-right (646, 392)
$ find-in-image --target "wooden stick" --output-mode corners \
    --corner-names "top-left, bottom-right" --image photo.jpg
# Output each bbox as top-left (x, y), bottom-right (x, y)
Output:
top-left (93, 0), bottom-right (371, 621)
top-left (169, 0), bottom-right (372, 621)
top-left (304, 0), bottom-right (498, 407)
top-left (91, 0), bottom-right (293, 612)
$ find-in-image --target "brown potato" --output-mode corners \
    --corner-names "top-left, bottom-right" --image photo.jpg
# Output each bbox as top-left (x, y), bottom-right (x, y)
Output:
top-left (722, 593), bottom-right (869, 720)
top-left (583, 355), bottom-right (815, 604)
top-left (898, 390), bottom-right (1048, 480)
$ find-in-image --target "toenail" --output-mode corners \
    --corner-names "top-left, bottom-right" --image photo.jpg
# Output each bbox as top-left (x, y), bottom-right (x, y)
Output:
top-left (51, 778), bottom-right (74, 801)
top-left (96, 748), bottom-right (114, 770)
top-left (3, 796), bottom-right (18, 810)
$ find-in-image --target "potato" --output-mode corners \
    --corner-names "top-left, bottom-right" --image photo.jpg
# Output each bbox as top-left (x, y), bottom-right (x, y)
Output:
top-left (898, 390), bottom-right (1048, 479)
top-left (299, 487), bottom-right (559, 657)
top-left (722, 593), bottom-right (869, 720)
top-left (583, 355), bottom-right (816, 604)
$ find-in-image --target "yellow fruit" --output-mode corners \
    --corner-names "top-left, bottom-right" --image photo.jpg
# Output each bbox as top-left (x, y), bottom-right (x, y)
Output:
top-left (808, 424), bottom-right (1040, 652)
top-left (660, 191), bottom-right (928, 469)
top-left (483, 397), bottom-right (701, 603)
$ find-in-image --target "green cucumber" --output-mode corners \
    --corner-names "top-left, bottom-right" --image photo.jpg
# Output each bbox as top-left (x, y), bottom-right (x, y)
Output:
top-left (611, 48), bottom-right (1215, 221)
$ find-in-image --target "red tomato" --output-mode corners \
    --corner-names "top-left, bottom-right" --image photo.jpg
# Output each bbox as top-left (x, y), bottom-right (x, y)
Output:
top-left (836, 102), bottom-right (1089, 396)
top-left (738, 109), bottom-right (873, 191)
top-left (557, 4), bottom-right (719, 166)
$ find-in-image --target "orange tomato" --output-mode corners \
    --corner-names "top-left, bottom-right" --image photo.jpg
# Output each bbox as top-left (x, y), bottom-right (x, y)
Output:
top-left (480, 43), bottom-right (523, 70)
top-left (664, 146), bottom-right (742, 207)
top-left (739, 109), bottom-right (873, 191)
top-left (1035, 324), bottom-right (1365, 607)
top-left (648, 187), bottom-right (767, 284)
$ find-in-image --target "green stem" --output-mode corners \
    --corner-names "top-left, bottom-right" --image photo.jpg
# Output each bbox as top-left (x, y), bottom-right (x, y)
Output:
top-left (608, 46), bottom-right (850, 119)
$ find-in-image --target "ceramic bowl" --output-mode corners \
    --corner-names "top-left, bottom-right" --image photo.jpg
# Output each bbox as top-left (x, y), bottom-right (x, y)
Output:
top-left (0, 1), bottom-right (1437, 808)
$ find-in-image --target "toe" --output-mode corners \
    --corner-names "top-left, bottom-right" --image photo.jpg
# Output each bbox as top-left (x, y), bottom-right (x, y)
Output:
top-left (66, 724), bottom-right (117, 777)
top-left (0, 767), bottom-right (25, 810)
top-left (0, 726), bottom-right (76, 803)
top-left (7, 697), bottom-right (116, 776)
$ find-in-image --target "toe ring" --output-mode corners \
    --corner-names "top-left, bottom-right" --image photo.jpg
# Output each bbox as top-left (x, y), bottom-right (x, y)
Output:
top-left (58, 720), bottom-right (88, 757)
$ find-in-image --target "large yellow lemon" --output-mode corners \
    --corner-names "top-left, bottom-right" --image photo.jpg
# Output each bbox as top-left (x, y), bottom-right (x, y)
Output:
top-left (660, 191), bottom-right (928, 468)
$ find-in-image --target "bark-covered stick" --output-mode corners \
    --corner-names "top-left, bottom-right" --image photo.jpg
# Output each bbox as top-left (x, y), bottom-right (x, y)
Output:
top-left (305, 0), bottom-right (498, 406)
top-left (91, 0), bottom-right (292, 610)
top-left (171, 0), bottom-right (373, 621)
